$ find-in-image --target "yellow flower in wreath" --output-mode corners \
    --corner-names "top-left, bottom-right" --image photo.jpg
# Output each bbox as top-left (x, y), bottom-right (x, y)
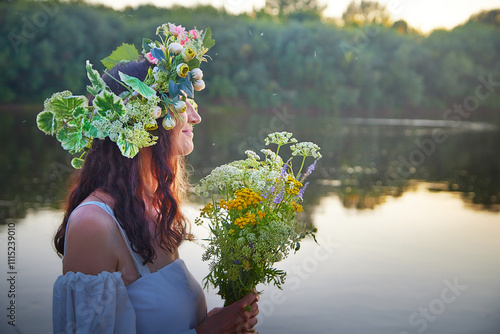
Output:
top-left (176, 63), bottom-right (189, 78)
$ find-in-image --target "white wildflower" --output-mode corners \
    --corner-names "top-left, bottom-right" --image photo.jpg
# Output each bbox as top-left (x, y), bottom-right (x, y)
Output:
top-left (195, 164), bottom-right (244, 196)
top-left (265, 131), bottom-right (297, 146)
top-left (245, 150), bottom-right (260, 161)
top-left (290, 142), bottom-right (322, 159)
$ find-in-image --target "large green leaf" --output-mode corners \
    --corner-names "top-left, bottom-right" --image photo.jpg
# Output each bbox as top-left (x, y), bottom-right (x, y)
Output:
top-left (202, 27), bottom-right (215, 50)
top-left (118, 71), bottom-right (156, 99)
top-left (86, 60), bottom-right (106, 96)
top-left (61, 130), bottom-right (88, 152)
top-left (101, 43), bottom-right (140, 70)
top-left (46, 94), bottom-right (88, 118)
top-left (93, 90), bottom-right (126, 117)
top-left (37, 111), bottom-right (57, 135)
top-left (116, 133), bottom-right (139, 158)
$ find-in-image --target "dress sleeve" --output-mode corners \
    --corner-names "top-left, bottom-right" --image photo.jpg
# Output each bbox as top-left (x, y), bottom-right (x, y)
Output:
top-left (53, 271), bottom-right (136, 334)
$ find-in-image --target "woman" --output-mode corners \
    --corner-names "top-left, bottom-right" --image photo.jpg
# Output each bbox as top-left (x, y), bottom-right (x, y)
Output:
top-left (45, 24), bottom-right (259, 334)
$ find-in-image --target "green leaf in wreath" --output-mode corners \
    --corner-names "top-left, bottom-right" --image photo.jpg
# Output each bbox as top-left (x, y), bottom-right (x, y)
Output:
top-left (151, 48), bottom-right (166, 62)
top-left (86, 60), bottom-right (107, 96)
top-left (118, 71), bottom-right (156, 99)
top-left (101, 43), bottom-right (140, 70)
top-left (93, 90), bottom-right (126, 117)
top-left (116, 133), bottom-right (139, 158)
top-left (72, 106), bottom-right (87, 118)
top-left (37, 111), bottom-right (57, 135)
top-left (169, 79), bottom-right (180, 98)
top-left (45, 92), bottom-right (88, 118)
top-left (71, 157), bottom-right (85, 169)
top-left (56, 128), bottom-right (68, 142)
top-left (85, 123), bottom-right (99, 138)
top-left (81, 117), bottom-right (92, 133)
top-left (61, 130), bottom-right (88, 152)
top-left (178, 76), bottom-right (194, 99)
top-left (202, 27), bottom-right (215, 50)
top-left (186, 57), bottom-right (201, 70)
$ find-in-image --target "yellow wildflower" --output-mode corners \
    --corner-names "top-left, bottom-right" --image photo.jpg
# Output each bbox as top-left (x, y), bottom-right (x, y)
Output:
top-left (291, 201), bottom-right (303, 213)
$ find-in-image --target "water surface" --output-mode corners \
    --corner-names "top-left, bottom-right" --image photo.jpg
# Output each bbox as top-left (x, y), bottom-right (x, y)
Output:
top-left (0, 109), bottom-right (499, 333)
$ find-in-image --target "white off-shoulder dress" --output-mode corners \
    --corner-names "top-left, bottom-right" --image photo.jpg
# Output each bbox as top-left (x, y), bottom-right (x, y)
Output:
top-left (53, 201), bottom-right (207, 334)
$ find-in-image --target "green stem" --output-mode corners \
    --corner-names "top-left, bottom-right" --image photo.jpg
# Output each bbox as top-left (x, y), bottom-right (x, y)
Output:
top-left (103, 69), bottom-right (133, 94)
top-left (275, 144), bottom-right (281, 157)
top-left (296, 156), bottom-right (306, 179)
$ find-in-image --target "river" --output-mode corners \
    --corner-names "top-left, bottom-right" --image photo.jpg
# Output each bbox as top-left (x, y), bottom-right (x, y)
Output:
top-left (0, 108), bottom-right (499, 333)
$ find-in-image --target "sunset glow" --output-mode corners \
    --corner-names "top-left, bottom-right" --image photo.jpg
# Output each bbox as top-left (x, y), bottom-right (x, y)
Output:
top-left (85, 0), bottom-right (500, 32)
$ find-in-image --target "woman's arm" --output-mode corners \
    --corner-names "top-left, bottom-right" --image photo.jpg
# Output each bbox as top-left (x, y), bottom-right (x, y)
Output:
top-left (195, 293), bottom-right (259, 334)
top-left (63, 205), bottom-right (120, 274)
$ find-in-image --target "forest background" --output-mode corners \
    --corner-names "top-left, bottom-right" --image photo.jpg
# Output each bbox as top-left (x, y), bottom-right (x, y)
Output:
top-left (1, 0), bottom-right (500, 123)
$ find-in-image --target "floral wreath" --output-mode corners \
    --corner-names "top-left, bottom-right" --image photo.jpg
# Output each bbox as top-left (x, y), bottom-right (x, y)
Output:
top-left (36, 23), bottom-right (215, 168)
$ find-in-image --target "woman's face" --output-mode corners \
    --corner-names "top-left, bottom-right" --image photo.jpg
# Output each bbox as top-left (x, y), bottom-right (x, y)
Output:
top-left (171, 99), bottom-right (202, 156)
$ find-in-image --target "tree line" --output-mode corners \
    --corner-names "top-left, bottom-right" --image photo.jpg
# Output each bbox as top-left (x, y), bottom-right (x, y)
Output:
top-left (1, 0), bottom-right (499, 122)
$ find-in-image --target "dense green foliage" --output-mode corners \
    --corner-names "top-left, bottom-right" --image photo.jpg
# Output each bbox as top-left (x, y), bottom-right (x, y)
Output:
top-left (1, 1), bottom-right (499, 122)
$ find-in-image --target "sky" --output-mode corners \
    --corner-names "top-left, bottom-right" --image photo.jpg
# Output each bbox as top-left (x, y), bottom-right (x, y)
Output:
top-left (85, 0), bottom-right (500, 33)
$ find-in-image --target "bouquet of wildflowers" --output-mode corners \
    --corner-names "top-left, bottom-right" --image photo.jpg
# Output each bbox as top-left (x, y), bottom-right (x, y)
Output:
top-left (194, 132), bottom-right (321, 305)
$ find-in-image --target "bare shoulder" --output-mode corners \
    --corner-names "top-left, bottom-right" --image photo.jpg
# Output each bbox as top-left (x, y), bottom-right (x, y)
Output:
top-left (63, 203), bottom-right (120, 275)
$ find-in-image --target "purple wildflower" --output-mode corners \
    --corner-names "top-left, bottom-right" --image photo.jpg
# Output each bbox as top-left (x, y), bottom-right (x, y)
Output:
top-left (300, 160), bottom-right (318, 183)
top-left (249, 242), bottom-right (254, 249)
top-left (280, 162), bottom-right (288, 178)
top-left (306, 160), bottom-right (317, 175)
top-left (273, 188), bottom-right (284, 204)
top-left (234, 260), bottom-right (241, 265)
top-left (261, 185), bottom-right (275, 199)
top-left (298, 181), bottom-right (309, 198)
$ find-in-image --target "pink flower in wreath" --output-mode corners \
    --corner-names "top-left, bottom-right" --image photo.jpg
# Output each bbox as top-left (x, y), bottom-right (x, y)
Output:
top-left (168, 23), bottom-right (185, 37)
top-left (145, 52), bottom-right (158, 64)
top-left (189, 29), bottom-right (198, 39)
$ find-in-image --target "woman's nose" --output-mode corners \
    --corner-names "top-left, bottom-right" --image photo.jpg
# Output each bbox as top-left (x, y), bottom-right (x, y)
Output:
top-left (186, 100), bottom-right (201, 125)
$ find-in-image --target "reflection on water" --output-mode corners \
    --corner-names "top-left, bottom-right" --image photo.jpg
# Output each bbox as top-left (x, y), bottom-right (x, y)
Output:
top-left (1, 108), bottom-right (499, 223)
top-left (1, 184), bottom-right (499, 334)
top-left (0, 107), bottom-right (499, 333)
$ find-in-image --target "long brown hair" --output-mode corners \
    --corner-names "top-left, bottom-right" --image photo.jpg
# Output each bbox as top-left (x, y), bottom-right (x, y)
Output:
top-left (54, 59), bottom-right (188, 263)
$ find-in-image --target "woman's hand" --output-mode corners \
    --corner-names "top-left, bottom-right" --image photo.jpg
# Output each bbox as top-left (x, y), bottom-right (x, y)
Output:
top-left (196, 293), bottom-right (259, 334)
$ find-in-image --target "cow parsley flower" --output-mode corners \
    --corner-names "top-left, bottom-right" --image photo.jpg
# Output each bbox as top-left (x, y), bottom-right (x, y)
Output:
top-left (290, 142), bottom-right (322, 159)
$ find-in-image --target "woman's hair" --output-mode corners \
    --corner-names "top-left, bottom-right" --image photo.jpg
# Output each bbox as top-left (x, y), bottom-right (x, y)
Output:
top-left (53, 59), bottom-right (188, 263)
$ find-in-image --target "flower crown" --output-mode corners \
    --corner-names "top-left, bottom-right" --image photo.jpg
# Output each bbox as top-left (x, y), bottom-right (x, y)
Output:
top-left (36, 23), bottom-right (215, 168)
